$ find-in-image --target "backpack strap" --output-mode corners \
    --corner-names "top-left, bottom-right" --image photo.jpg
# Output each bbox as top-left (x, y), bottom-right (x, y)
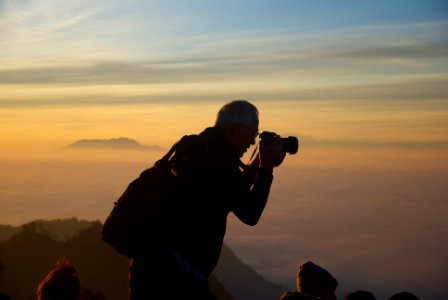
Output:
top-left (155, 135), bottom-right (197, 168)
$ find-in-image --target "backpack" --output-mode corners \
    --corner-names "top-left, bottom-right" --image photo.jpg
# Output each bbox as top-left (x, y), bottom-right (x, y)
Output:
top-left (101, 134), bottom-right (196, 258)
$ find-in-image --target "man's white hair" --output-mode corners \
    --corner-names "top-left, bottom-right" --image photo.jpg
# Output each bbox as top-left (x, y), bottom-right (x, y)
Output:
top-left (214, 100), bottom-right (259, 128)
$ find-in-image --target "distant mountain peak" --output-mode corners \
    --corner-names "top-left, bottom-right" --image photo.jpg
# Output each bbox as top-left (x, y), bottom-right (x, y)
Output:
top-left (65, 137), bottom-right (163, 151)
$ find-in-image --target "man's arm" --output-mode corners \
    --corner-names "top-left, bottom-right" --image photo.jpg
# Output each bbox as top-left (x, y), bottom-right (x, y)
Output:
top-left (231, 137), bottom-right (285, 225)
top-left (231, 168), bottom-right (273, 225)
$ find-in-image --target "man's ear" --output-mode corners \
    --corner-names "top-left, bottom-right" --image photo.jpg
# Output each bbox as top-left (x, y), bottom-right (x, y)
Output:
top-left (228, 123), bottom-right (238, 134)
top-left (221, 123), bottom-right (239, 143)
top-left (229, 123), bottom-right (243, 138)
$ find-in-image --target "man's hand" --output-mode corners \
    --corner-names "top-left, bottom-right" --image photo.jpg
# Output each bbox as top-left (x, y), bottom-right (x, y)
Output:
top-left (259, 136), bottom-right (286, 171)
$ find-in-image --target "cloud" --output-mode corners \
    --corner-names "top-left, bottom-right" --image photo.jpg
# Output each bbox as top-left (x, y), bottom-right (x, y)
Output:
top-left (0, 59), bottom-right (256, 85)
top-left (0, 0), bottom-right (100, 43)
top-left (224, 164), bottom-right (448, 296)
top-left (341, 41), bottom-right (448, 60)
top-left (0, 0), bottom-right (118, 66)
top-left (1, 73), bottom-right (447, 109)
top-left (2, 17), bottom-right (447, 77)
top-left (306, 138), bottom-right (448, 150)
top-left (318, 40), bottom-right (448, 67)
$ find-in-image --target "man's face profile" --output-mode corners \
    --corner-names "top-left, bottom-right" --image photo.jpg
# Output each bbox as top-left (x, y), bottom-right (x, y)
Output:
top-left (229, 119), bottom-right (259, 158)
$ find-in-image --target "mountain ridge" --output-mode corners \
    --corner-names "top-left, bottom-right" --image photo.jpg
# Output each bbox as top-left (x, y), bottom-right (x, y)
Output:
top-left (0, 219), bottom-right (285, 300)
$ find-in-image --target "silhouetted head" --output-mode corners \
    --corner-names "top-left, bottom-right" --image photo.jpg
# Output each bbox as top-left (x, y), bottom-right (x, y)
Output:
top-left (296, 261), bottom-right (338, 300)
top-left (389, 291), bottom-right (419, 300)
top-left (344, 290), bottom-right (376, 300)
top-left (36, 258), bottom-right (81, 300)
top-left (215, 100), bottom-right (259, 157)
top-left (280, 290), bottom-right (319, 300)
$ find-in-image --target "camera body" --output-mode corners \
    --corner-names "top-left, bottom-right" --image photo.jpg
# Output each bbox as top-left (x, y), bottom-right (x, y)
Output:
top-left (260, 131), bottom-right (299, 154)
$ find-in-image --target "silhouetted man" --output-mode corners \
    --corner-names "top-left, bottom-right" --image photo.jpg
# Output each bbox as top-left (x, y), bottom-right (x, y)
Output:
top-left (129, 100), bottom-right (287, 299)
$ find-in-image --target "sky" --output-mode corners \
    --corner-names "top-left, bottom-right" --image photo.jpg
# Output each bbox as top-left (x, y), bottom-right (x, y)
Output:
top-left (1, 0), bottom-right (448, 158)
top-left (1, 0), bottom-right (448, 299)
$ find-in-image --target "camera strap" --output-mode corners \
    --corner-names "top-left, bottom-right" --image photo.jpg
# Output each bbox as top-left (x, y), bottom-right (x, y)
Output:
top-left (246, 140), bottom-right (260, 167)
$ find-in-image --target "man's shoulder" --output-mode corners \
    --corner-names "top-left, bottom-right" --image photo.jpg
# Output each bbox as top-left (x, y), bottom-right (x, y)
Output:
top-left (199, 127), bottom-right (223, 140)
top-left (197, 127), bottom-right (233, 154)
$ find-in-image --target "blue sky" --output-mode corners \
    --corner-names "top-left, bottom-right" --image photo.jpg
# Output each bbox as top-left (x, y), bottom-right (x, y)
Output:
top-left (2, 0), bottom-right (447, 65)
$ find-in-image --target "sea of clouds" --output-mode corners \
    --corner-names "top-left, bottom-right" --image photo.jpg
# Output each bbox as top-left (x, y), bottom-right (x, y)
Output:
top-left (1, 157), bottom-right (447, 300)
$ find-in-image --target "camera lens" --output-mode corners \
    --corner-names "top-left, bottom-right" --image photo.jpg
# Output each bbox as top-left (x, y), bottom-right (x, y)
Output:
top-left (282, 137), bottom-right (299, 154)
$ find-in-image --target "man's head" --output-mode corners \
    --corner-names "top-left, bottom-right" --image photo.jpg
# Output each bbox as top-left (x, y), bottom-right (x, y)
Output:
top-left (345, 290), bottom-right (376, 300)
top-left (36, 258), bottom-right (81, 300)
top-left (389, 292), bottom-right (419, 300)
top-left (215, 100), bottom-right (259, 157)
top-left (296, 261), bottom-right (338, 300)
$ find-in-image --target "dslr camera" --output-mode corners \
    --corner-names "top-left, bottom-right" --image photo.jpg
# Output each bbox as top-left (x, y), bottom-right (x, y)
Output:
top-left (260, 131), bottom-right (299, 154)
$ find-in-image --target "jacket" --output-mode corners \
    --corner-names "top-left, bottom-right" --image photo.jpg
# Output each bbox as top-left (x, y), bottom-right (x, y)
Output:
top-left (169, 126), bottom-right (274, 275)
